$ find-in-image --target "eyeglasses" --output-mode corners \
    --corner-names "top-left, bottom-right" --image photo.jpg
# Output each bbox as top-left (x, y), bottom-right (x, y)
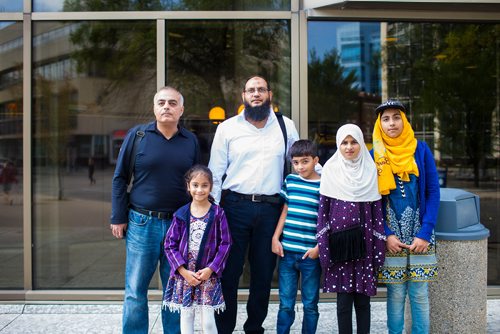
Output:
top-left (244, 87), bottom-right (269, 94)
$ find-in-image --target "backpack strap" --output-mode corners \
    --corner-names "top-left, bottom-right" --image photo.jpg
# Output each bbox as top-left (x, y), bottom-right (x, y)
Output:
top-left (127, 124), bottom-right (147, 186)
top-left (275, 112), bottom-right (289, 178)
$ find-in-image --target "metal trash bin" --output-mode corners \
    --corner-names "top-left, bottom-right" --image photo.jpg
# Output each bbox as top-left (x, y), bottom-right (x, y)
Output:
top-left (429, 188), bottom-right (490, 333)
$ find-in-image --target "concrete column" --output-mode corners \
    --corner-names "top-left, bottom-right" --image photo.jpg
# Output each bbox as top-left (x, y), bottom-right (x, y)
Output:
top-left (429, 239), bottom-right (488, 333)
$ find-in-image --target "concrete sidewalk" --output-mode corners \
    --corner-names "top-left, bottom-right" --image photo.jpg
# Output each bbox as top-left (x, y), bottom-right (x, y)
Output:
top-left (1, 300), bottom-right (499, 333)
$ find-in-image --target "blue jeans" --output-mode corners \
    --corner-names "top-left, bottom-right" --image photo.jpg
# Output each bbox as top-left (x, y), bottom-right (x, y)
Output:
top-left (215, 191), bottom-right (282, 334)
top-left (123, 209), bottom-right (180, 334)
top-left (276, 251), bottom-right (321, 334)
top-left (386, 281), bottom-right (429, 334)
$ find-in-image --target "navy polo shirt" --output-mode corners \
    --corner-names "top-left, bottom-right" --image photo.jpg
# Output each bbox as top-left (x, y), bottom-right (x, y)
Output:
top-left (110, 121), bottom-right (200, 225)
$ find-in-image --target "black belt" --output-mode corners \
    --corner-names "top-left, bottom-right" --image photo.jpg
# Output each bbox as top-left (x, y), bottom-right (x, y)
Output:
top-left (130, 206), bottom-right (173, 220)
top-left (230, 191), bottom-right (282, 204)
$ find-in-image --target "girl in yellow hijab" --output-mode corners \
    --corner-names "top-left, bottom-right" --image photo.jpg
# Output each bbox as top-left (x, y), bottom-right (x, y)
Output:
top-left (372, 99), bottom-right (440, 334)
top-left (372, 101), bottom-right (419, 195)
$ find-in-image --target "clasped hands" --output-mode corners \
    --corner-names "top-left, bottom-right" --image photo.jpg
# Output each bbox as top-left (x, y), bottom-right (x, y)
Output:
top-left (387, 235), bottom-right (429, 254)
top-left (179, 267), bottom-right (213, 287)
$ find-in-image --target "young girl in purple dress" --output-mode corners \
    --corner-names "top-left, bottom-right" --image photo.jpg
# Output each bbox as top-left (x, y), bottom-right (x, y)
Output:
top-left (316, 124), bottom-right (386, 334)
top-left (163, 165), bottom-right (232, 334)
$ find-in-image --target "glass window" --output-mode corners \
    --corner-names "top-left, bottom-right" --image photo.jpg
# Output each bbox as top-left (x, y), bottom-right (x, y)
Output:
top-left (32, 21), bottom-right (156, 289)
top-left (0, 1), bottom-right (22, 12)
top-left (0, 21), bottom-right (23, 289)
top-left (166, 20), bottom-right (291, 166)
top-left (308, 20), bottom-right (500, 285)
top-left (33, 0), bottom-right (290, 12)
top-left (166, 20), bottom-right (290, 287)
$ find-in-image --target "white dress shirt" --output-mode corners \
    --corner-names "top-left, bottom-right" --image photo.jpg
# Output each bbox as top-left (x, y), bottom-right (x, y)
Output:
top-left (208, 109), bottom-right (299, 204)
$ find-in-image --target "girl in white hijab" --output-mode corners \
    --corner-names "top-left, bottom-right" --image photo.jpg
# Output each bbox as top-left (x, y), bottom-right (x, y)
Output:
top-left (316, 124), bottom-right (386, 334)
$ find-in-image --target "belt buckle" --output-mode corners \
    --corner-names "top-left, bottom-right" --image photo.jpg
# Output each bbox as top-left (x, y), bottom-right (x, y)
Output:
top-left (251, 194), bottom-right (262, 202)
top-left (158, 212), bottom-right (169, 219)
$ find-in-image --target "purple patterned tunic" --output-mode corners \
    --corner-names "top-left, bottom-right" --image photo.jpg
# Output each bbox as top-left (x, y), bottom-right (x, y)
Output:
top-left (316, 196), bottom-right (386, 296)
top-left (163, 211), bottom-right (225, 312)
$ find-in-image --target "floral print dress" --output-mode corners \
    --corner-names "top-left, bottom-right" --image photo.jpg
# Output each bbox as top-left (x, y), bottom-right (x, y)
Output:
top-left (378, 174), bottom-right (438, 283)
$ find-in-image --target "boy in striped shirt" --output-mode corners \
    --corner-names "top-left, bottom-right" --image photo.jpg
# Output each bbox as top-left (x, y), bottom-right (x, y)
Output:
top-left (272, 139), bottom-right (321, 334)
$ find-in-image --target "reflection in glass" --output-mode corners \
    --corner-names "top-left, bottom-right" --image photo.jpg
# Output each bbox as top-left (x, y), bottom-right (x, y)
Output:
top-left (308, 21), bottom-right (381, 165)
top-left (32, 21), bottom-right (156, 288)
top-left (0, 1), bottom-right (23, 12)
top-left (308, 21), bottom-right (500, 285)
top-left (166, 20), bottom-right (290, 288)
top-left (166, 20), bottom-right (291, 166)
top-left (0, 22), bottom-right (23, 289)
top-left (384, 23), bottom-right (500, 285)
top-left (33, 0), bottom-right (289, 12)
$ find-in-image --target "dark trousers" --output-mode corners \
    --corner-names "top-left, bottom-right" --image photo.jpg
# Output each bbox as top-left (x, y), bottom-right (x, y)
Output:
top-left (215, 191), bottom-right (282, 334)
top-left (337, 292), bottom-right (371, 334)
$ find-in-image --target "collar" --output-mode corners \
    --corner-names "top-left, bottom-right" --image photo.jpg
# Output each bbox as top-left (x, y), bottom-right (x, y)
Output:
top-left (148, 121), bottom-right (188, 138)
top-left (175, 202), bottom-right (216, 223)
top-left (239, 107), bottom-right (275, 128)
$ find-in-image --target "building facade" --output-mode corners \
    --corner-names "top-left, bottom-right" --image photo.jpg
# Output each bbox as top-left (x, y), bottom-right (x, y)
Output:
top-left (0, 0), bottom-right (498, 301)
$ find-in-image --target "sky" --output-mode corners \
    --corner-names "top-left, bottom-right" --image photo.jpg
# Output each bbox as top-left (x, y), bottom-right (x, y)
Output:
top-left (0, 0), bottom-right (63, 12)
top-left (0, 0), bottom-right (23, 12)
top-left (308, 21), bottom-right (344, 61)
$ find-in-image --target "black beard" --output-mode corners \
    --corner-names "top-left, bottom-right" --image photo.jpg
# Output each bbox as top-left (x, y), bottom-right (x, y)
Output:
top-left (244, 100), bottom-right (271, 122)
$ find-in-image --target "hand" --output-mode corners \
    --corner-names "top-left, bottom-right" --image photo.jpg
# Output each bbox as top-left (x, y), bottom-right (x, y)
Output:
top-left (386, 235), bottom-right (409, 254)
top-left (303, 245), bottom-right (319, 259)
top-left (409, 237), bottom-right (430, 253)
top-left (179, 267), bottom-right (201, 286)
top-left (110, 224), bottom-right (127, 239)
top-left (272, 236), bottom-right (284, 257)
top-left (195, 268), bottom-right (214, 281)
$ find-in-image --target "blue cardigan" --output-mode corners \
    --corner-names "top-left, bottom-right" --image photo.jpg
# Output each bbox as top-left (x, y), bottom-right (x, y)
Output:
top-left (373, 141), bottom-right (441, 242)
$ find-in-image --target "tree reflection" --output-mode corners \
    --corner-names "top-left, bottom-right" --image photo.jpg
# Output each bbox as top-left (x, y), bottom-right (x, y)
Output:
top-left (68, 20), bottom-right (157, 118)
top-left (165, 20), bottom-right (290, 119)
top-left (62, 0), bottom-right (288, 11)
top-left (386, 23), bottom-right (499, 186)
top-left (308, 49), bottom-right (359, 163)
top-left (34, 76), bottom-right (76, 199)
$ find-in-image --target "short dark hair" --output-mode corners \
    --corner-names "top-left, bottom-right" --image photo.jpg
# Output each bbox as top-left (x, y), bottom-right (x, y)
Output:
top-left (289, 140), bottom-right (318, 159)
top-left (243, 75), bottom-right (271, 91)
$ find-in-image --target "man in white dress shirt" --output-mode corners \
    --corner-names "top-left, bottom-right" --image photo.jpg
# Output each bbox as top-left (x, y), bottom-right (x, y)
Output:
top-left (208, 75), bottom-right (300, 334)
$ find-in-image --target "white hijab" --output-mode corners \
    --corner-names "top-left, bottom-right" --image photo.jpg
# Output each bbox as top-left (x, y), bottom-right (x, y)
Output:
top-left (320, 124), bottom-right (381, 202)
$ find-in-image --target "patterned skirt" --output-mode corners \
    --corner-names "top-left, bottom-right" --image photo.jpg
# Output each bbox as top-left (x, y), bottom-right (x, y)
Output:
top-left (163, 250), bottom-right (225, 313)
top-left (378, 245), bottom-right (438, 283)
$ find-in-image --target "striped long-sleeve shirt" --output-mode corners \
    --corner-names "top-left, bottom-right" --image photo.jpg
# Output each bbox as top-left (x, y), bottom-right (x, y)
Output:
top-left (280, 173), bottom-right (321, 253)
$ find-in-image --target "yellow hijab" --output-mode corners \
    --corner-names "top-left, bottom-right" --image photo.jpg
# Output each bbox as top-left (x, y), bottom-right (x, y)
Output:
top-left (372, 110), bottom-right (419, 195)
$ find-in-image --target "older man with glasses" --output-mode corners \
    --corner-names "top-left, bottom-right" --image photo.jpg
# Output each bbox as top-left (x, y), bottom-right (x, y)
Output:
top-left (208, 75), bottom-right (300, 334)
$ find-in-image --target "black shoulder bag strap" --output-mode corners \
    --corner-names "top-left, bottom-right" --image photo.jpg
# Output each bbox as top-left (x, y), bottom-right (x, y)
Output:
top-left (127, 124), bottom-right (147, 186)
top-left (275, 112), bottom-right (289, 179)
